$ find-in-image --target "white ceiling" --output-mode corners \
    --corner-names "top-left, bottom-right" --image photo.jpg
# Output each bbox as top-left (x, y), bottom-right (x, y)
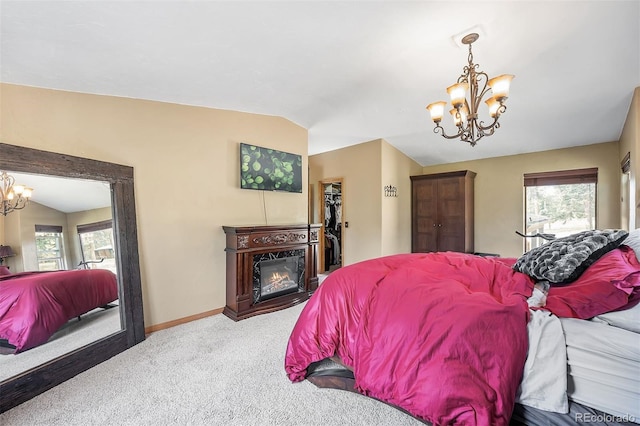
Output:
top-left (8, 172), bottom-right (111, 214)
top-left (1, 1), bottom-right (639, 171)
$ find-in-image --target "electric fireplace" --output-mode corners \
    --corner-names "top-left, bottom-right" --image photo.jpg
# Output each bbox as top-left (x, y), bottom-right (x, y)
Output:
top-left (256, 254), bottom-right (302, 302)
top-left (223, 224), bottom-right (321, 321)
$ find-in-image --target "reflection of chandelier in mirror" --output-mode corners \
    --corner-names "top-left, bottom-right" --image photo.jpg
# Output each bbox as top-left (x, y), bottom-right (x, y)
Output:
top-left (426, 33), bottom-right (514, 147)
top-left (0, 171), bottom-right (33, 216)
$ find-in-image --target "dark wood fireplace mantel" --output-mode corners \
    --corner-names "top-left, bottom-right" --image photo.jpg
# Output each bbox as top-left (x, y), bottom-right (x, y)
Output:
top-left (222, 224), bottom-right (321, 321)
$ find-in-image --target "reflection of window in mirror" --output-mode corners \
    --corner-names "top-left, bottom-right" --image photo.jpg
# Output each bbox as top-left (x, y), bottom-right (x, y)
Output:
top-left (35, 225), bottom-right (66, 271)
top-left (77, 220), bottom-right (117, 274)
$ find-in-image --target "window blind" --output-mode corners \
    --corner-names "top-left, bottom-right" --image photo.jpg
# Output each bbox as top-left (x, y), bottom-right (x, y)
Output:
top-left (523, 168), bottom-right (598, 187)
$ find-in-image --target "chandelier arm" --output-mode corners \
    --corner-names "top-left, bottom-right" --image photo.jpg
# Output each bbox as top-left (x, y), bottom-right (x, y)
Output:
top-left (433, 123), bottom-right (465, 140)
top-left (14, 198), bottom-right (27, 210)
top-left (461, 120), bottom-right (475, 142)
top-left (471, 70), bottom-right (491, 117)
top-left (0, 174), bottom-right (12, 201)
top-left (459, 129), bottom-right (479, 147)
top-left (0, 198), bottom-right (28, 216)
top-left (476, 104), bottom-right (506, 132)
top-left (465, 127), bottom-right (479, 146)
top-left (476, 116), bottom-right (500, 132)
top-left (468, 68), bottom-right (478, 117)
top-left (1, 173), bottom-right (15, 192)
top-left (468, 126), bottom-right (483, 146)
top-left (478, 123), bottom-right (500, 137)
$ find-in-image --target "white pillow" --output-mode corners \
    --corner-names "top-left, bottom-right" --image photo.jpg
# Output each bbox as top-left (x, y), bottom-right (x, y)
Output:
top-left (622, 228), bottom-right (640, 263)
top-left (595, 230), bottom-right (640, 333)
top-left (592, 302), bottom-right (640, 333)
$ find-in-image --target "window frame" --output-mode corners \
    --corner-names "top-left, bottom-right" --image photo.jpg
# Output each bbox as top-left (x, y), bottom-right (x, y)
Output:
top-left (523, 168), bottom-right (598, 250)
top-left (34, 224), bottom-right (66, 271)
top-left (77, 219), bottom-right (116, 272)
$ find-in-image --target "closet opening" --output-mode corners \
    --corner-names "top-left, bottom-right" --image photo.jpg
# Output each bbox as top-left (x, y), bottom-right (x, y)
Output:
top-left (319, 178), bottom-right (343, 274)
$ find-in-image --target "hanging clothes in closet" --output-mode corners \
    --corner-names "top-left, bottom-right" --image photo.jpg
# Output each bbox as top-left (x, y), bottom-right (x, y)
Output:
top-left (324, 185), bottom-right (342, 266)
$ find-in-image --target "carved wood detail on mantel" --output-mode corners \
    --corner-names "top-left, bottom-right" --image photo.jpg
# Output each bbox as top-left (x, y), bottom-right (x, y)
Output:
top-left (222, 224), bottom-right (321, 321)
top-left (237, 235), bottom-right (250, 249)
top-left (251, 232), bottom-right (307, 247)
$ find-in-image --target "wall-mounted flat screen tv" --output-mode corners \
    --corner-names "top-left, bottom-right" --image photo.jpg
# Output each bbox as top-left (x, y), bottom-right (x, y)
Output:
top-left (240, 143), bottom-right (303, 193)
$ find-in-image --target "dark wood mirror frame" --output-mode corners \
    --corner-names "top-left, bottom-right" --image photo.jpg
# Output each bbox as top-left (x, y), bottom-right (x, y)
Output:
top-left (0, 142), bottom-right (145, 413)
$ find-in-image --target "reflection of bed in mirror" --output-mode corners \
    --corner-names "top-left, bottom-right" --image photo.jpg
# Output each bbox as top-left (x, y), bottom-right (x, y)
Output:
top-left (0, 142), bottom-right (145, 413)
top-left (0, 269), bottom-right (118, 351)
top-left (0, 170), bottom-right (123, 381)
top-left (0, 169), bottom-right (123, 381)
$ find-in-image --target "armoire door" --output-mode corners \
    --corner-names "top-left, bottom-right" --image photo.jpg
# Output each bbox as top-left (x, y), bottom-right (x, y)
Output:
top-left (437, 176), bottom-right (467, 252)
top-left (412, 177), bottom-right (438, 252)
top-left (411, 170), bottom-right (475, 253)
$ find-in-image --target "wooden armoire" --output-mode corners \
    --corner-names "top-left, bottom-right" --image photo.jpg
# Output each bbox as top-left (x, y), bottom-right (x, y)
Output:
top-left (411, 170), bottom-right (476, 253)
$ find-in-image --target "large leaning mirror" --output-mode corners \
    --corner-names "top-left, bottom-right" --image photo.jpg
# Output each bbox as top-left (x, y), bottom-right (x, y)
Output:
top-left (0, 172), bottom-right (119, 381)
top-left (0, 142), bottom-right (145, 413)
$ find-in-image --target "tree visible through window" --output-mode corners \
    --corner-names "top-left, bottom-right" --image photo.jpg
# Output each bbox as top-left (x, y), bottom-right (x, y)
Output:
top-left (35, 225), bottom-right (65, 271)
top-left (77, 220), bottom-right (117, 274)
top-left (524, 168), bottom-right (597, 251)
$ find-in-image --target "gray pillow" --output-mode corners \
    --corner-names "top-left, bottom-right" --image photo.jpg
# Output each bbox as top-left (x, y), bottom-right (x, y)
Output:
top-left (512, 229), bottom-right (629, 284)
top-left (622, 228), bottom-right (640, 262)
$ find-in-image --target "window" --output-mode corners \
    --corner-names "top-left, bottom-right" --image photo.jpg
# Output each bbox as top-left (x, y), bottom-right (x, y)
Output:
top-left (621, 152), bottom-right (634, 230)
top-left (35, 225), bottom-right (66, 271)
top-left (524, 168), bottom-right (597, 251)
top-left (77, 220), bottom-right (117, 274)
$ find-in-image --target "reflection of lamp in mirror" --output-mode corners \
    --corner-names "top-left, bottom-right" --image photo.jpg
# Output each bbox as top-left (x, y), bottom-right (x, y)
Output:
top-left (0, 171), bottom-right (33, 216)
top-left (0, 245), bottom-right (14, 265)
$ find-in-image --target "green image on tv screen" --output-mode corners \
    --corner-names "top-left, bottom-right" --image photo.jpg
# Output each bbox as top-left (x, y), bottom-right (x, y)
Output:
top-left (240, 143), bottom-right (303, 193)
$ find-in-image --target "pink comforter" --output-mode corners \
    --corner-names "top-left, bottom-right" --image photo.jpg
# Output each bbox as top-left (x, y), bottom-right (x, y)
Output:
top-left (285, 252), bottom-right (534, 425)
top-left (0, 269), bottom-right (118, 352)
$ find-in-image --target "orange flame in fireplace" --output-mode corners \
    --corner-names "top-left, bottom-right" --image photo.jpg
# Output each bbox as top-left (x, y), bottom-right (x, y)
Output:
top-left (269, 271), bottom-right (291, 289)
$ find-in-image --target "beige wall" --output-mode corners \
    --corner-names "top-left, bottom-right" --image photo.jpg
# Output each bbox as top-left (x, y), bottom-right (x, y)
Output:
top-left (310, 138), bottom-right (625, 264)
top-left (619, 87), bottom-right (640, 229)
top-left (381, 140), bottom-right (423, 255)
top-left (309, 138), bottom-right (421, 264)
top-left (421, 142), bottom-right (621, 258)
top-left (310, 140), bottom-right (382, 264)
top-left (0, 83), bottom-right (308, 327)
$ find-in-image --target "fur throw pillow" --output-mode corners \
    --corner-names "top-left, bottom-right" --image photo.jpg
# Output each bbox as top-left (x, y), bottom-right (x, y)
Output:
top-left (513, 229), bottom-right (629, 284)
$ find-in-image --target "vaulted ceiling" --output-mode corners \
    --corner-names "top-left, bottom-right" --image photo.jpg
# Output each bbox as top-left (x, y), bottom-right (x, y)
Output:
top-left (1, 1), bottom-right (639, 171)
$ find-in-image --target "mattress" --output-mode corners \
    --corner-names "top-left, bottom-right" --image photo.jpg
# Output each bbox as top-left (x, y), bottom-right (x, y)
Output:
top-left (560, 317), bottom-right (640, 421)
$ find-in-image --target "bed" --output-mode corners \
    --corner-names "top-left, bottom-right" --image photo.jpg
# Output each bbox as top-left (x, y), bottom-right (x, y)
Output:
top-left (285, 229), bottom-right (640, 425)
top-left (0, 268), bottom-right (118, 353)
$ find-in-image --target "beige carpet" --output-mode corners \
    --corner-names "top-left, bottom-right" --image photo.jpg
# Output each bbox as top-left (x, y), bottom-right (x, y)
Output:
top-left (0, 301), bottom-right (423, 426)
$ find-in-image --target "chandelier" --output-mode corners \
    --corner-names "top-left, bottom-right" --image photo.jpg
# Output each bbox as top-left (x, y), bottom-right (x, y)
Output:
top-left (426, 33), bottom-right (514, 146)
top-left (0, 171), bottom-right (33, 216)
